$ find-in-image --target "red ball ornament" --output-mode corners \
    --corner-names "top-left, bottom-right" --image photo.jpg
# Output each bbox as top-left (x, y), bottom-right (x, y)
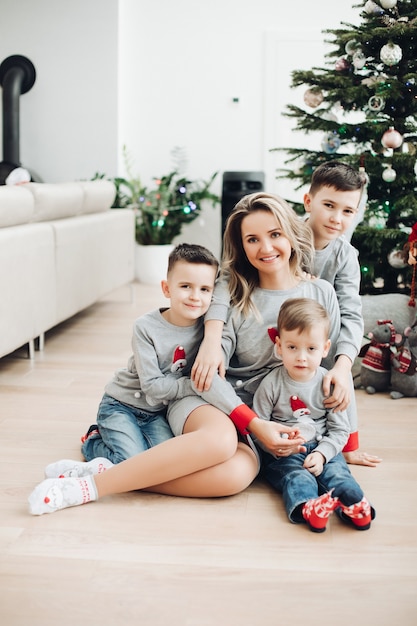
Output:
top-left (381, 127), bottom-right (403, 149)
top-left (335, 57), bottom-right (350, 71)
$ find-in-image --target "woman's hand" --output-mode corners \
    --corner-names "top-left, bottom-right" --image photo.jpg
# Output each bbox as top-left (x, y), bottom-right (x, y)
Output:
top-left (191, 320), bottom-right (225, 391)
top-left (248, 418), bottom-right (306, 456)
top-left (343, 450), bottom-right (382, 467)
top-left (322, 356), bottom-right (352, 412)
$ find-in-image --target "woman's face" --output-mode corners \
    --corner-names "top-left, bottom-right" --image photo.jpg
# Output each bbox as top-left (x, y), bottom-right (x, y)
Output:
top-left (240, 210), bottom-right (292, 278)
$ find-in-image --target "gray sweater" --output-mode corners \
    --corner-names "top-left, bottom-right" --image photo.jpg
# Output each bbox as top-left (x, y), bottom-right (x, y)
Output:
top-left (252, 365), bottom-right (350, 462)
top-left (105, 308), bottom-right (199, 411)
top-left (313, 236), bottom-right (363, 363)
top-left (198, 278), bottom-right (343, 417)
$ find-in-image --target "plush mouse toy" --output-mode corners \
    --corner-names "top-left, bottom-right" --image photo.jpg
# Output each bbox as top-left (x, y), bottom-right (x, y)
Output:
top-left (390, 322), bottom-right (417, 399)
top-left (358, 320), bottom-right (401, 394)
top-left (402, 222), bottom-right (417, 308)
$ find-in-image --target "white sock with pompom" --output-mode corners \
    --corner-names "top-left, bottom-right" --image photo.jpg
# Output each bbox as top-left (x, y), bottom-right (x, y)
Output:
top-left (28, 476), bottom-right (98, 515)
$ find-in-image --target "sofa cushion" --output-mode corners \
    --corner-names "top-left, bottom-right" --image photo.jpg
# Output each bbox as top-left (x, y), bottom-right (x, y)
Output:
top-left (27, 182), bottom-right (84, 222)
top-left (78, 180), bottom-right (116, 214)
top-left (0, 185), bottom-right (35, 227)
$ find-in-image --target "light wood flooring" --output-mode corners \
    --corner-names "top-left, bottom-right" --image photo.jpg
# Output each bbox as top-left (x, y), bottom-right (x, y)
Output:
top-left (1, 282), bottom-right (416, 626)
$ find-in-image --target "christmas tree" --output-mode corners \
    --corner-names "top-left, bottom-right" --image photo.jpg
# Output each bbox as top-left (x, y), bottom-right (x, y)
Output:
top-left (272, 0), bottom-right (417, 295)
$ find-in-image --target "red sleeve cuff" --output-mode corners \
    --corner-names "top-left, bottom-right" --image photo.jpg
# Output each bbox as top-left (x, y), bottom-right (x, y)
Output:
top-left (229, 404), bottom-right (257, 435)
top-left (343, 431), bottom-right (359, 452)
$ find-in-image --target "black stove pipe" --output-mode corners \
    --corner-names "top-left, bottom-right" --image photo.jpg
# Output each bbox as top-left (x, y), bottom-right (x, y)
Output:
top-left (0, 55), bottom-right (36, 184)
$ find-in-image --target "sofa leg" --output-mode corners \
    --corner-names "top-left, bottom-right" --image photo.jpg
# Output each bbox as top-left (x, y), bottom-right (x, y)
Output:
top-left (38, 333), bottom-right (45, 351)
top-left (28, 339), bottom-right (35, 360)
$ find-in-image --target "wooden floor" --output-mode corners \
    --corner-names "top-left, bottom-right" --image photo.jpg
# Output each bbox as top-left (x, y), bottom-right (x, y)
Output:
top-left (1, 282), bottom-right (416, 626)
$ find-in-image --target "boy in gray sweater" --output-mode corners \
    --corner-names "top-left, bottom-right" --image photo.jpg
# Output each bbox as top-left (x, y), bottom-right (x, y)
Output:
top-left (253, 297), bottom-right (375, 533)
top-left (44, 243), bottom-right (219, 478)
top-left (303, 161), bottom-right (381, 467)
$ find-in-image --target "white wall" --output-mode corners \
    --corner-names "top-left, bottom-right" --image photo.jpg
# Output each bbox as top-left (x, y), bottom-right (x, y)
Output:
top-left (0, 0), bottom-right (359, 258)
top-left (0, 0), bottom-right (118, 184)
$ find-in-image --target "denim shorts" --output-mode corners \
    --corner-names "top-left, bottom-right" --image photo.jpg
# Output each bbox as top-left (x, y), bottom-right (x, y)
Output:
top-left (81, 394), bottom-right (174, 464)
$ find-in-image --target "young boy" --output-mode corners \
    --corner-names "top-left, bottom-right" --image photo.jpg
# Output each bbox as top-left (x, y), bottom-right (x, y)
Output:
top-left (253, 297), bottom-right (375, 533)
top-left (44, 243), bottom-right (220, 479)
top-left (303, 161), bottom-right (381, 467)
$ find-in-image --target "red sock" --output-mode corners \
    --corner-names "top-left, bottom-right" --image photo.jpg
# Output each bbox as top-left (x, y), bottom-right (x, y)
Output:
top-left (340, 497), bottom-right (373, 530)
top-left (302, 490), bottom-right (340, 533)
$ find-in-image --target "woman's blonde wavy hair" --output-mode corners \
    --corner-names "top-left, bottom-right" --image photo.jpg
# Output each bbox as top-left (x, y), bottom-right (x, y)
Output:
top-left (221, 192), bottom-right (315, 317)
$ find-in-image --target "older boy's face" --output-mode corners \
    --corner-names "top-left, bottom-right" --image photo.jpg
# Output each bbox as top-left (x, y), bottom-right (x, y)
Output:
top-left (304, 185), bottom-right (361, 249)
top-left (161, 261), bottom-right (216, 326)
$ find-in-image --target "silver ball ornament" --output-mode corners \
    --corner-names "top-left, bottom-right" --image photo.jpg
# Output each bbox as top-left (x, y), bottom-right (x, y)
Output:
top-left (382, 166), bottom-right (396, 183)
top-left (352, 50), bottom-right (366, 70)
top-left (388, 249), bottom-right (406, 269)
top-left (380, 42), bottom-right (402, 66)
top-left (380, 0), bottom-right (397, 8)
top-left (321, 132), bottom-right (341, 154)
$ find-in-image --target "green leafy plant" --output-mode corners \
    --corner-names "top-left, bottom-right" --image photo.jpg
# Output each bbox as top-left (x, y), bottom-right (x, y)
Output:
top-left (98, 147), bottom-right (220, 245)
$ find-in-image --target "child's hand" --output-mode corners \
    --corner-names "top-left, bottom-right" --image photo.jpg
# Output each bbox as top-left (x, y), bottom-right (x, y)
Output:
top-left (191, 339), bottom-right (225, 392)
top-left (303, 451), bottom-right (324, 476)
top-left (322, 356), bottom-right (352, 411)
top-left (248, 420), bottom-right (306, 456)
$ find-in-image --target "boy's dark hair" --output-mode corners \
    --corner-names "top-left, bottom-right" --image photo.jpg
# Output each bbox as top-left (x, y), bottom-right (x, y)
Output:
top-left (309, 161), bottom-right (365, 195)
top-left (277, 298), bottom-right (330, 337)
top-left (167, 243), bottom-right (219, 274)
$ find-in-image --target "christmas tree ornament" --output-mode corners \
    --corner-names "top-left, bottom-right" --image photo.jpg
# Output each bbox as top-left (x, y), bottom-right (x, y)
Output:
top-left (335, 57), bottom-right (350, 71)
top-left (364, 0), bottom-right (382, 14)
top-left (380, 0), bottom-right (397, 9)
top-left (303, 88), bottom-right (324, 108)
top-left (382, 165), bottom-right (397, 182)
top-left (352, 50), bottom-right (366, 69)
top-left (345, 39), bottom-right (358, 55)
top-left (381, 127), bottom-right (403, 149)
top-left (321, 132), bottom-right (341, 154)
top-left (414, 160), bottom-right (417, 178)
top-left (380, 42), bottom-right (403, 66)
top-left (368, 95), bottom-right (385, 112)
top-left (388, 248), bottom-right (407, 269)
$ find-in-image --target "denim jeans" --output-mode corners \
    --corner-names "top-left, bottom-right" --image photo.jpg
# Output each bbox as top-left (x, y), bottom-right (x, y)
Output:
top-left (261, 441), bottom-right (364, 523)
top-left (81, 394), bottom-right (174, 464)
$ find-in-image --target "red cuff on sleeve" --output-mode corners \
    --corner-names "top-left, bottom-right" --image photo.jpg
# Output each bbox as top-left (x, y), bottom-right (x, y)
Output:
top-left (229, 404), bottom-right (257, 435)
top-left (343, 431), bottom-right (359, 452)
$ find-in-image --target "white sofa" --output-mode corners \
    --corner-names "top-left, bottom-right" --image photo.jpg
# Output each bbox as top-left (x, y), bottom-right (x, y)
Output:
top-left (0, 180), bottom-right (135, 359)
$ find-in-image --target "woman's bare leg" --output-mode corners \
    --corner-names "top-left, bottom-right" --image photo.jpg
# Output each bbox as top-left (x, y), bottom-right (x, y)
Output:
top-left (143, 442), bottom-right (259, 497)
top-left (94, 405), bottom-right (237, 497)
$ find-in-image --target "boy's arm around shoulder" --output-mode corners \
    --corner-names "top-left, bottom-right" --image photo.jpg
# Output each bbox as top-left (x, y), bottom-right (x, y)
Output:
top-left (332, 239), bottom-right (364, 362)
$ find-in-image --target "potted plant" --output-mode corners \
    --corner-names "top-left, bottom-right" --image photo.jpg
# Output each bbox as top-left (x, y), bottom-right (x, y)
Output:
top-left (96, 148), bottom-right (220, 284)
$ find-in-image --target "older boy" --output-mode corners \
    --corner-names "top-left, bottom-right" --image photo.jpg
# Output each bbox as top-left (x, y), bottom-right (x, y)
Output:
top-left (303, 161), bottom-right (381, 467)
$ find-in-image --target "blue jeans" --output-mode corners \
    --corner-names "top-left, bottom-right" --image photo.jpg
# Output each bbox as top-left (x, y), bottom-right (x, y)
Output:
top-left (81, 394), bottom-right (174, 464)
top-left (261, 442), bottom-right (364, 523)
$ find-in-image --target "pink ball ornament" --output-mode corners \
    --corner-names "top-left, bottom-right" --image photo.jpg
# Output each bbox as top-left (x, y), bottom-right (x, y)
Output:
top-left (303, 88), bottom-right (324, 108)
top-left (381, 127), bottom-right (403, 149)
top-left (335, 57), bottom-right (350, 72)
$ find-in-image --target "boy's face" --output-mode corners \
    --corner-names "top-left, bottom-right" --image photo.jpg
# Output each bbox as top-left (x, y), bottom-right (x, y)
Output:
top-left (275, 325), bottom-right (330, 382)
top-left (161, 261), bottom-right (216, 326)
top-left (304, 185), bottom-right (361, 249)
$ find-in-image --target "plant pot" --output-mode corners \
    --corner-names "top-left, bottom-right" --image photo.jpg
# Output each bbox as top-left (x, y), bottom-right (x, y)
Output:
top-left (134, 243), bottom-right (174, 285)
